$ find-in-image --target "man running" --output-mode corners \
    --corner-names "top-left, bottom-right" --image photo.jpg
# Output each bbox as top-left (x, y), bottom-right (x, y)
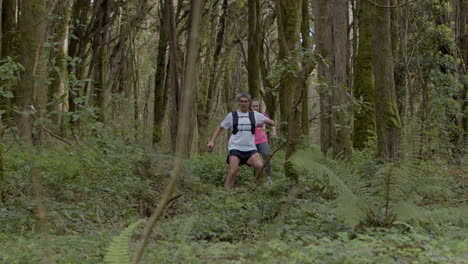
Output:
top-left (207, 93), bottom-right (276, 187)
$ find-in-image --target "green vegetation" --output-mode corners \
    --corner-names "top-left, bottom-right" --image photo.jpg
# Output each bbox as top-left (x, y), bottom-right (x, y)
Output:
top-left (0, 137), bottom-right (465, 263)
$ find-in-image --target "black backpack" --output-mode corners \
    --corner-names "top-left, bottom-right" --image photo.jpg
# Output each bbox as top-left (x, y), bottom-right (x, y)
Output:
top-left (232, 111), bottom-right (256, 135)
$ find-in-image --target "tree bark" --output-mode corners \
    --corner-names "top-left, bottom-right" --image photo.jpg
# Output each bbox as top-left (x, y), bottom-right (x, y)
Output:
top-left (48, 0), bottom-right (72, 128)
top-left (167, 0), bottom-right (181, 152)
top-left (248, 0), bottom-right (261, 100)
top-left (1, 0), bottom-right (15, 58)
top-left (371, 0), bottom-right (401, 160)
top-left (315, 0), bottom-right (333, 153)
top-left (300, 0), bottom-right (313, 137)
top-left (277, 0), bottom-right (302, 137)
top-left (454, 0), bottom-right (467, 148)
top-left (67, 0), bottom-right (91, 118)
top-left (14, 0), bottom-right (49, 138)
top-left (92, 0), bottom-right (110, 123)
top-left (331, 0), bottom-right (352, 158)
top-left (205, 0), bottom-right (228, 122)
top-left (353, 0), bottom-right (375, 149)
top-left (153, 0), bottom-right (169, 144)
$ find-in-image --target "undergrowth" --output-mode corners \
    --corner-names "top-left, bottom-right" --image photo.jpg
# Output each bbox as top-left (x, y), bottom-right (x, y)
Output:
top-left (0, 137), bottom-right (466, 263)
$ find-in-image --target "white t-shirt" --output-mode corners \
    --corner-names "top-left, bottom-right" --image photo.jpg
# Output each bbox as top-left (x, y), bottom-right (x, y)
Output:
top-left (220, 110), bottom-right (267, 151)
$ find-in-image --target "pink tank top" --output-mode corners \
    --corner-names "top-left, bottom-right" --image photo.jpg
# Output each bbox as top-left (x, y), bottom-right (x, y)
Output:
top-left (255, 113), bottom-right (269, 145)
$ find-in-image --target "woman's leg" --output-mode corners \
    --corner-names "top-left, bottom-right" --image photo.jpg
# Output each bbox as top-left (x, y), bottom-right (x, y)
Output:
top-left (256, 142), bottom-right (271, 177)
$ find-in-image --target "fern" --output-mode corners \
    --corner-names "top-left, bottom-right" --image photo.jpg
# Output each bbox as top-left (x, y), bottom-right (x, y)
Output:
top-left (287, 120), bottom-right (446, 227)
top-left (287, 147), bottom-right (372, 228)
top-left (104, 220), bottom-right (145, 264)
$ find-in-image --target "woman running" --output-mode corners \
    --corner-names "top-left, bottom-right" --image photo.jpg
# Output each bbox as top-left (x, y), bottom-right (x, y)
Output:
top-left (251, 99), bottom-right (276, 182)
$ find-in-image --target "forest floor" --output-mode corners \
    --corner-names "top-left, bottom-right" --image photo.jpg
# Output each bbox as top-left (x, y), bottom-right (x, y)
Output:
top-left (0, 140), bottom-right (466, 263)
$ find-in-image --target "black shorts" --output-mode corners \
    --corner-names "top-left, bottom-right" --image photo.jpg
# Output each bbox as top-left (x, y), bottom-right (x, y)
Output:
top-left (226, 149), bottom-right (258, 166)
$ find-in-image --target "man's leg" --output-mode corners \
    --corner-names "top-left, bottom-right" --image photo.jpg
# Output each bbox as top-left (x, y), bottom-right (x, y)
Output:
top-left (225, 155), bottom-right (241, 187)
top-left (246, 153), bottom-right (264, 182)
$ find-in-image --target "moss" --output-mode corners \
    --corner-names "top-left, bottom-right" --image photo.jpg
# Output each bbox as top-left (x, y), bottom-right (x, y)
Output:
top-left (387, 100), bottom-right (402, 129)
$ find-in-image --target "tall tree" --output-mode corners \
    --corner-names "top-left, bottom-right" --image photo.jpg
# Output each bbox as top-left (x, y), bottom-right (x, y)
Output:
top-left (153, 0), bottom-right (170, 144)
top-left (370, 0), bottom-right (401, 160)
top-left (454, 0), bottom-right (467, 146)
top-left (353, 0), bottom-right (375, 149)
top-left (276, 0), bottom-right (302, 137)
top-left (315, 0), bottom-right (333, 153)
top-left (92, 0), bottom-right (111, 123)
top-left (1, 0), bottom-right (15, 58)
top-left (248, 0), bottom-right (261, 100)
top-left (48, 0), bottom-right (72, 128)
top-left (67, 0), bottom-right (91, 121)
top-left (167, 0), bottom-right (181, 152)
top-left (314, 0), bottom-right (352, 157)
top-left (330, 0), bottom-right (352, 157)
top-left (14, 0), bottom-right (49, 138)
top-left (300, 0), bottom-right (314, 137)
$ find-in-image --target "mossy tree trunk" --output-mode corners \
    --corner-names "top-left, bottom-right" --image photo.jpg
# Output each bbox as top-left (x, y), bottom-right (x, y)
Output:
top-left (371, 0), bottom-right (401, 160)
top-left (92, 0), bottom-right (110, 124)
top-left (259, 12), bottom-right (278, 120)
top-left (277, 0), bottom-right (302, 137)
top-left (67, 0), bottom-right (91, 124)
top-left (0, 116), bottom-right (4, 202)
top-left (454, 0), bottom-right (467, 147)
top-left (275, 0), bottom-right (305, 163)
top-left (153, 0), bottom-right (169, 144)
top-left (14, 0), bottom-right (49, 139)
top-left (300, 0), bottom-right (314, 137)
top-left (315, 0), bottom-right (333, 153)
top-left (248, 0), bottom-right (261, 100)
top-left (48, 0), bottom-right (72, 128)
top-left (353, 0), bottom-right (375, 149)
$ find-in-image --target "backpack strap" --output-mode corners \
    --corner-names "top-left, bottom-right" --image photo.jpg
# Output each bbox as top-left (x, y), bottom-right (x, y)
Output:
top-left (249, 111), bottom-right (256, 134)
top-left (232, 111), bottom-right (239, 135)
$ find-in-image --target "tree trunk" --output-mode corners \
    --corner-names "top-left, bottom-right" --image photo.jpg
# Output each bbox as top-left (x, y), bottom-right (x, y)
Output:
top-left (92, 0), bottom-right (110, 123)
top-left (0, 0), bottom-right (3, 57)
top-left (48, 0), bottom-right (72, 128)
top-left (1, 0), bottom-right (15, 58)
top-left (177, 0), bottom-right (202, 158)
top-left (248, 0), bottom-right (261, 100)
top-left (275, 0), bottom-right (303, 163)
top-left (153, 0), bottom-right (169, 144)
top-left (300, 0), bottom-right (313, 137)
top-left (371, 0), bottom-right (401, 160)
top-left (0, 116), bottom-right (4, 202)
top-left (277, 0), bottom-right (302, 138)
top-left (315, 0), bottom-right (333, 153)
top-left (67, 0), bottom-right (91, 119)
top-left (353, 0), bottom-right (375, 149)
top-left (454, 0), bottom-right (467, 148)
top-left (167, 0), bottom-right (181, 152)
top-left (205, 0), bottom-right (228, 121)
top-left (14, 0), bottom-right (49, 139)
top-left (331, 0), bottom-right (352, 158)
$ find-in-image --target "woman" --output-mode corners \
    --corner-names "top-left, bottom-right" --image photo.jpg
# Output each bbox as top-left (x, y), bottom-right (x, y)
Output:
top-left (251, 99), bottom-right (276, 182)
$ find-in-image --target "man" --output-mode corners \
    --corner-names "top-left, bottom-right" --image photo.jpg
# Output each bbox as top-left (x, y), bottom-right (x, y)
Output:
top-left (207, 93), bottom-right (276, 187)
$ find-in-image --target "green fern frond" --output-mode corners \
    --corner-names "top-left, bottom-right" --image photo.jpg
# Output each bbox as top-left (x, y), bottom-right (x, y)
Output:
top-left (288, 147), bottom-right (372, 227)
top-left (104, 220), bottom-right (145, 264)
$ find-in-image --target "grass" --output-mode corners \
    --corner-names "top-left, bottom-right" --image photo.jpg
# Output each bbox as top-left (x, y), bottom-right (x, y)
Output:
top-left (0, 139), bottom-right (466, 263)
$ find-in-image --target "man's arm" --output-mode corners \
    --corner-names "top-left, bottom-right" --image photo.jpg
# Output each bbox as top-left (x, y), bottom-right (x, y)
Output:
top-left (207, 126), bottom-right (225, 150)
top-left (264, 118), bottom-right (276, 127)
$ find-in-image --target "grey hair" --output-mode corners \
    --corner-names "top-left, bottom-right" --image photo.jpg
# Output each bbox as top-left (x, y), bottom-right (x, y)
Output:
top-left (236, 92), bottom-right (251, 101)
